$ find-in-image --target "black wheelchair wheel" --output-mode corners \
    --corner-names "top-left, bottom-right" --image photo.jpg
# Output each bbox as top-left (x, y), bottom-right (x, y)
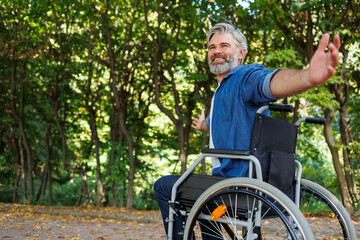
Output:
top-left (184, 178), bottom-right (314, 239)
top-left (300, 179), bottom-right (356, 239)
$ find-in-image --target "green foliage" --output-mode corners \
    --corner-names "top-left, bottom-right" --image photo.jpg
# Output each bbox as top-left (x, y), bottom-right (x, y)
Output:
top-left (296, 124), bottom-right (338, 192)
top-left (264, 48), bottom-right (303, 69)
top-left (46, 180), bottom-right (82, 206)
top-left (0, 0), bottom-right (359, 211)
top-left (0, 152), bottom-right (15, 186)
top-left (0, 185), bottom-right (13, 203)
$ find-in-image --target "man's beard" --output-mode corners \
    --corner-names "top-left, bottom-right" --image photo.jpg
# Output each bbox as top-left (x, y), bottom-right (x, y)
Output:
top-left (208, 50), bottom-right (240, 75)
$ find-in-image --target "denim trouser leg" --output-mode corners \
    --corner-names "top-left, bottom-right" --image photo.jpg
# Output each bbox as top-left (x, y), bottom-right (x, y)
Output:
top-left (154, 175), bottom-right (184, 240)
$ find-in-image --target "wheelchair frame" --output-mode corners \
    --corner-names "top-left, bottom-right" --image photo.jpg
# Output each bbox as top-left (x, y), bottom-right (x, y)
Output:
top-left (169, 152), bottom-right (308, 239)
top-left (165, 104), bottom-right (356, 240)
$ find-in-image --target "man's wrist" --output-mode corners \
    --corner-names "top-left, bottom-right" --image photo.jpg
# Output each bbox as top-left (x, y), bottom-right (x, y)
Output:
top-left (200, 120), bottom-right (209, 131)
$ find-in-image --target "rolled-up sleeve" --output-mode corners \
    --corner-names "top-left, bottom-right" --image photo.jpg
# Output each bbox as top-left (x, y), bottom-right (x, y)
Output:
top-left (262, 68), bottom-right (282, 101)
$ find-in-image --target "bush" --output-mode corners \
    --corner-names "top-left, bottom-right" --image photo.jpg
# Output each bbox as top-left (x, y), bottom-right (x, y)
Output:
top-left (133, 186), bottom-right (159, 210)
top-left (0, 185), bottom-right (13, 203)
top-left (46, 178), bottom-right (82, 206)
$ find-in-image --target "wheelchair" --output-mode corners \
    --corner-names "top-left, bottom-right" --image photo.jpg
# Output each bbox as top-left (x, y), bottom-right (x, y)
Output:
top-left (166, 104), bottom-right (356, 239)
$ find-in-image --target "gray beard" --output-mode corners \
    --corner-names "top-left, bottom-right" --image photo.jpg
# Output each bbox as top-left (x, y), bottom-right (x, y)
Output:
top-left (208, 51), bottom-right (239, 75)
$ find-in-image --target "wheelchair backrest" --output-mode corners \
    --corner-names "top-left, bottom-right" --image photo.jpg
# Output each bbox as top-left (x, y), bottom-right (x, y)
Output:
top-left (250, 112), bottom-right (298, 199)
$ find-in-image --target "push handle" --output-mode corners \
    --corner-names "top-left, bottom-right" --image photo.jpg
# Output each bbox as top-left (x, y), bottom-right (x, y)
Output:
top-left (257, 104), bottom-right (294, 114)
top-left (305, 117), bottom-right (326, 125)
top-left (268, 104), bottom-right (294, 113)
top-left (295, 117), bottom-right (326, 126)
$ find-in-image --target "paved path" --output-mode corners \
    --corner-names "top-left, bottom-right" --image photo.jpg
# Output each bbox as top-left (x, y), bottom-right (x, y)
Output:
top-left (0, 203), bottom-right (165, 239)
top-left (1, 203), bottom-right (359, 239)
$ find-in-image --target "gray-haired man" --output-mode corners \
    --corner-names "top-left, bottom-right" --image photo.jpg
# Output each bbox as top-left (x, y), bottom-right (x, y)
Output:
top-left (155, 22), bottom-right (340, 239)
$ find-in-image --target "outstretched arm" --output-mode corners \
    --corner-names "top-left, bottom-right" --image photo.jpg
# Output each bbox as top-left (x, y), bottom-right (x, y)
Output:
top-left (191, 108), bottom-right (209, 131)
top-left (270, 33), bottom-right (341, 98)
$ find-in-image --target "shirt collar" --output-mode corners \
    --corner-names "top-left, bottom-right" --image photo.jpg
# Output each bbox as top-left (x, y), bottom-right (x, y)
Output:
top-left (219, 65), bottom-right (243, 85)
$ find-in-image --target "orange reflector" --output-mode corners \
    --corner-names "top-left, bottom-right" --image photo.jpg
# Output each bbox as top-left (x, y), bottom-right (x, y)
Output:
top-left (211, 204), bottom-right (227, 221)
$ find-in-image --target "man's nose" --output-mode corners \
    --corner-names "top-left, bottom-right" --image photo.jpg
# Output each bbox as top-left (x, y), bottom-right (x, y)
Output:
top-left (213, 47), bottom-right (222, 54)
top-left (209, 48), bottom-right (223, 58)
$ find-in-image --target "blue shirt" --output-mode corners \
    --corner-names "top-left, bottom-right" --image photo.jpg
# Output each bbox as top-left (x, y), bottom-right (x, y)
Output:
top-left (206, 64), bottom-right (280, 177)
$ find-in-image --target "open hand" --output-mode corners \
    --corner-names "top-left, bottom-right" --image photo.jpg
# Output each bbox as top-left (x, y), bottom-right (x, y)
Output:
top-left (191, 109), bottom-right (207, 130)
top-left (309, 33), bottom-right (341, 86)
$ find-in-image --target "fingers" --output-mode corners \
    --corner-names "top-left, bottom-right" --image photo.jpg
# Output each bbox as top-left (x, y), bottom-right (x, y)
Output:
top-left (328, 34), bottom-right (341, 68)
top-left (327, 65), bottom-right (336, 76)
top-left (192, 108), bottom-right (206, 130)
top-left (317, 33), bottom-right (330, 52)
top-left (333, 34), bottom-right (341, 49)
top-left (191, 118), bottom-right (200, 129)
top-left (329, 45), bottom-right (340, 67)
top-left (200, 108), bottom-right (205, 117)
top-left (318, 33), bottom-right (341, 71)
top-left (318, 33), bottom-right (341, 52)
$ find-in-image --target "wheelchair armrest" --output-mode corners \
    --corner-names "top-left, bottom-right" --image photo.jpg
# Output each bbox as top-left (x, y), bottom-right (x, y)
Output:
top-left (201, 148), bottom-right (251, 156)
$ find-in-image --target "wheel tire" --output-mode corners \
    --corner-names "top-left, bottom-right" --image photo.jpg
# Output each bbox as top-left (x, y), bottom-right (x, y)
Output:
top-left (184, 177), bottom-right (314, 239)
top-left (300, 179), bottom-right (357, 239)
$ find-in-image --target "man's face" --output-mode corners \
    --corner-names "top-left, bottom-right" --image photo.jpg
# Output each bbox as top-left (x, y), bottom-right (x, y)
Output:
top-left (207, 33), bottom-right (242, 75)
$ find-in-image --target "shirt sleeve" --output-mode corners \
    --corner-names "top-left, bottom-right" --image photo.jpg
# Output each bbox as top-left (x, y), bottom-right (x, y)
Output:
top-left (262, 68), bottom-right (282, 101)
top-left (206, 116), bottom-right (210, 129)
top-left (240, 64), bottom-right (281, 106)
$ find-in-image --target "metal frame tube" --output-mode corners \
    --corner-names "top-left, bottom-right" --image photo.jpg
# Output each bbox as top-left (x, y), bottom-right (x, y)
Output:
top-left (167, 152), bottom-right (262, 239)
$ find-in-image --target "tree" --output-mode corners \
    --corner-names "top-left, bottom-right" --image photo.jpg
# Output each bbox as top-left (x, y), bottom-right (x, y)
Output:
top-left (252, 0), bottom-right (360, 213)
top-left (0, 0), bottom-right (44, 202)
top-left (0, 0), bottom-right (359, 212)
top-left (143, 0), bottom-right (226, 174)
top-left (96, 0), bottom-right (154, 208)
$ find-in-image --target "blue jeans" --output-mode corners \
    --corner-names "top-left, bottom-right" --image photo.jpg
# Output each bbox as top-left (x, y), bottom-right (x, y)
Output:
top-left (154, 175), bottom-right (222, 240)
top-left (154, 175), bottom-right (184, 239)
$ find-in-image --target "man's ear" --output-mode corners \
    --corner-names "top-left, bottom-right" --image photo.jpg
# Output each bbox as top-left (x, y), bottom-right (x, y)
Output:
top-left (238, 49), bottom-right (246, 64)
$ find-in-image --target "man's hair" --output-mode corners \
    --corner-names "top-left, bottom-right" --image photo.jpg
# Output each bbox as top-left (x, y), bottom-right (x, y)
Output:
top-left (207, 22), bottom-right (247, 64)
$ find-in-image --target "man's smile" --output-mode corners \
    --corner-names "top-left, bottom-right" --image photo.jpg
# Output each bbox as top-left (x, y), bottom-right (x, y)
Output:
top-left (212, 58), bottom-right (225, 64)
top-left (210, 55), bottom-right (227, 64)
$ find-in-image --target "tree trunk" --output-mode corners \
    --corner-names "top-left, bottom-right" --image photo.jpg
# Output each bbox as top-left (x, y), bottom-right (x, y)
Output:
top-left (76, 164), bottom-right (89, 206)
top-left (36, 166), bottom-right (48, 203)
top-left (324, 47), bottom-right (359, 213)
top-left (144, 0), bottom-right (192, 174)
top-left (119, 100), bottom-right (135, 206)
top-left (102, 1), bottom-right (137, 209)
top-left (37, 125), bottom-right (51, 203)
top-left (54, 110), bottom-right (67, 169)
top-left (11, 125), bottom-right (20, 203)
top-left (47, 162), bottom-right (53, 206)
top-left (323, 108), bottom-right (354, 213)
top-left (106, 111), bottom-right (123, 207)
top-left (13, 164), bottom-right (21, 203)
top-left (125, 151), bottom-right (135, 209)
top-left (339, 106), bottom-right (359, 208)
top-left (18, 137), bottom-right (27, 203)
top-left (176, 124), bottom-right (187, 174)
top-left (337, 51), bottom-right (360, 209)
top-left (88, 109), bottom-right (104, 206)
top-left (106, 122), bottom-right (118, 207)
top-left (10, 60), bottom-right (33, 203)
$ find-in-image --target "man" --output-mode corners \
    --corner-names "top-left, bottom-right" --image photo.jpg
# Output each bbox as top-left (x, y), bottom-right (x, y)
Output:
top-left (155, 22), bottom-right (340, 239)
